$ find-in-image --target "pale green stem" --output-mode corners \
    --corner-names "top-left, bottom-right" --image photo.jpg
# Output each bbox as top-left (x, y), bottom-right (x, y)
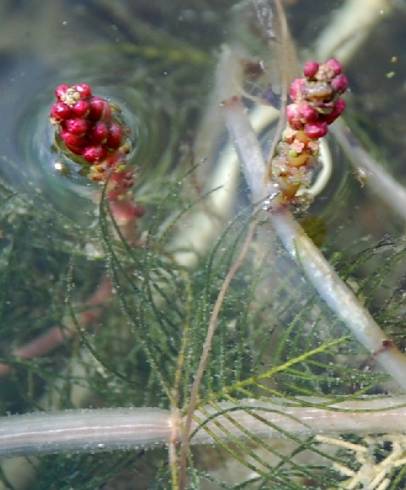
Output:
top-left (0, 408), bottom-right (171, 458)
top-left (192, 397), bottom-right (406, 444)
top-left (331, 120), bottom-right (406, 223)
top-left (1, 398), bottom-right (406, 458)
top-left (223, 96), bottom-right (406, 391)
top-left (313, 0), bottom-right (392, 62)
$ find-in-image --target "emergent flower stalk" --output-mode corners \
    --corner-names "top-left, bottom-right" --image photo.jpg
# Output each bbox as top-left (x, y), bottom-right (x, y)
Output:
top-left (270, 58), bottom-right (348, 205)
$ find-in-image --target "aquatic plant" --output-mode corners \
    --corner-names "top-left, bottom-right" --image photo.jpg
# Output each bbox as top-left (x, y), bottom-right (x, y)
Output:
top-left (269, 58), bottom-right (347, 205)
top-left (50, 82), bottom-right (144, 228)
top-left (1, 1), bottom-right (406, 489)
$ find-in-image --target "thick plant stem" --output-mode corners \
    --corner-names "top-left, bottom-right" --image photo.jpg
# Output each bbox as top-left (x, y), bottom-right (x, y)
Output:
top-left (0, 277), bottom-right (112, 377)
top-left (254, 0), bottom-right (299, 164)
top-left (1, 398), bottom-right (406, 458)
top-left (331, 120), bottom-right (406, 223)
top-left (224, 97), bottom-right (272, 203)
top-left (0, 408), bottom-right (171, 457)
top-left (191, 397), bottom-right (406, 444)
top-left (223, 96), bottom-right (406, 391)
top-left (272, 209), bottom-right (406, 390)
top-left (313, 0), bottom-right (392, 62)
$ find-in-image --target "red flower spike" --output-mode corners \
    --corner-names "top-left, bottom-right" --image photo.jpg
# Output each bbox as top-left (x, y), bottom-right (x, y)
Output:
top-left (271, 59), bottom-right (348, 205)
top-left (90, 121), bottom-right (109, 144)
top-left (51, 82), bottom-right (138, 207)
top-left (72, 100), bottom-right (90, 117)
top-left (64, 118), bottom-right (89, 136)
top-left (74, 83), bottom-right (92, 99)
top-left (107, 123), bottom-right (123, 149)
top-left (55, 83), bottom-right (70, 100)
top-left (83, 145), bottom-right (107, 163)
top-left (303, 61), bottom-right (319, 79)
top-left (50, 101), bottom-right (72, 121)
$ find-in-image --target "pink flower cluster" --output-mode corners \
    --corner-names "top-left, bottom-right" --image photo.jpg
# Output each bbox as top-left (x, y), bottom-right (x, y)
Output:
top-left (50, 83), bottom-right (124, 164)
top-left (287, 58), bottom-right (348, 139)
top-left (50, 83), bottom-right (144, 222)
top-left (271, 58), bottom-right (348, 205)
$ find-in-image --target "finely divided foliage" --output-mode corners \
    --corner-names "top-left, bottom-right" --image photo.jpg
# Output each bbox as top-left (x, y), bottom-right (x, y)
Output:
top-left (0, 1), bottom-right (406, 489)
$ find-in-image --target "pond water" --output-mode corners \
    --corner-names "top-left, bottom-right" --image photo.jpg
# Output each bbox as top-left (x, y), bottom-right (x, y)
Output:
top-left (0, 0), bottom-right (225, 222)
top-left (1, 1), bottom-right (406, 489)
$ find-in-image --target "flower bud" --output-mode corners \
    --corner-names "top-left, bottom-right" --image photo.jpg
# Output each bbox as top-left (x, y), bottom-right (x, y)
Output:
top-left (64, 118), bottom-right (89, 136)
top-left (55, 84), bottom-right (70, 100)
top-left (90, 121), bottom-right (109, 144)
top-left (325, 58), bottom-right (342, 76)
top-left (60, 130), bottom-right (86, 154)
top-left (303, 61), bottom-right (319, 79)
top-left (304, 121), bottom-right (328, 139)
top-left (331, 74), bottom-right (349, 94)
top-left (289, 78), bottom-right (305, 101)
top-left (107, 123), bottom-right (123, 149)
top-left (89, 97), bottom-right (111, 121)
top-left (298, 102), bottom-right (318, 123)
top-left (50, 101), bottom-right (72, 121)
top-left (83, 145), bottom-right (107, 163)
top-left (72, 100), bottom-right (90, 117)
top-left (324, 98), bottom-right (346, 124)
top-left (74, 83), bottom-right (92, 99)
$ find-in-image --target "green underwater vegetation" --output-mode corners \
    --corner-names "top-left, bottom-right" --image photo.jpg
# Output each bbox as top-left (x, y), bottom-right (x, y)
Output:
top-left (1, 1), bottom-right (406, 489)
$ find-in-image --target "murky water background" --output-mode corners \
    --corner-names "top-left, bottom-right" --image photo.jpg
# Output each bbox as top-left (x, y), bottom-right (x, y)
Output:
top-left (0, 0), bottom-right (226, 222)
top-left (1, 0), bottom-right (405, 230)
top-left (1, 0), bottom-right (406, 488)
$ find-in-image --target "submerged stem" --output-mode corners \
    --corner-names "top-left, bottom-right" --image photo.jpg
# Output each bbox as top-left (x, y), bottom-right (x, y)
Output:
top-left (191, 397), bottom-right (406, 444)
top-left (0, 277), bottom-right (112, 377)
top-left (332, 120), bottom-right (406, 223)
top-left (0, 408), bottom-right (171, 458)
top-left (254, 0), bottom-right (298, 166)
top-left (1, 398), bottom-right (406, 458)
top-left (223, 96), bottom-right (406, 391)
